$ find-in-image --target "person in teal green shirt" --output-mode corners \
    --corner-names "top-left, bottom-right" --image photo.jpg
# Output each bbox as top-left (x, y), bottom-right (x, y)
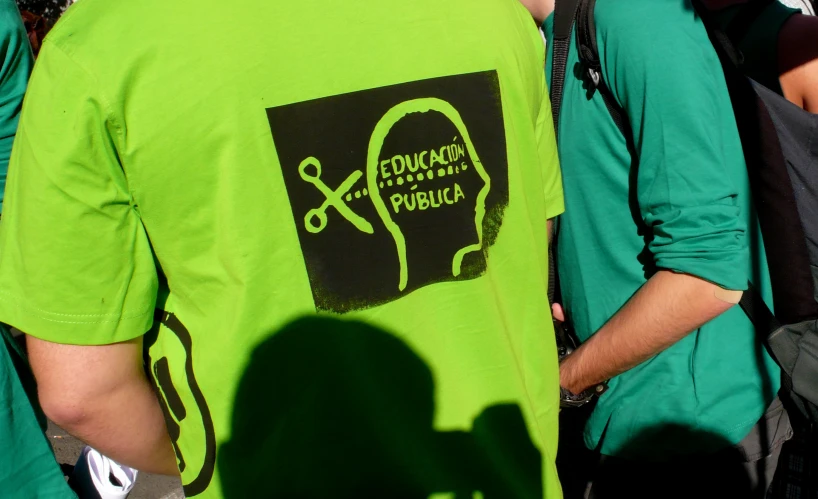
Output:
top-left (0, 1), bottom-right (76, 497)
top-left (523, 0), bottom-right (790, 496)
top-left (1, 326), bottom-right (76, 499)
top-left (0, 0), bottom-right (30, 213)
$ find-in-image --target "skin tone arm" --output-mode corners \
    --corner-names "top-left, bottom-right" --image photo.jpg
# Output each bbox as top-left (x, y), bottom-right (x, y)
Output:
top-left (25, 218), bottom-right (555, 477)
top-left (701, 0), bottom-right (818, 113)
top-left (27, 336), bottom-right (179, 476)
top-left (778, 14), bottom-right (818, 113)
top-left (555, 271), bottom-right (736, 394)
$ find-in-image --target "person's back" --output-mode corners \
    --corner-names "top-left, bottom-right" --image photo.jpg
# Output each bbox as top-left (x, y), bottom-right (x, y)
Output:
top-left (540, 0), bottom-right (787, 496)
top-left (0, 1), bottom-right (564, 497)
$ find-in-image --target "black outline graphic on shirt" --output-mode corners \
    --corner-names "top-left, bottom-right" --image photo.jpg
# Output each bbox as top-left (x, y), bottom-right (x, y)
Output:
top-left (148, 311), bottom-right (216, 498)
top-left (267, 71), bottom-right (509, 313)
top-left (299, 157), bottom-right (374, 235)
top-left (366, 98), bottom-right (490, 291)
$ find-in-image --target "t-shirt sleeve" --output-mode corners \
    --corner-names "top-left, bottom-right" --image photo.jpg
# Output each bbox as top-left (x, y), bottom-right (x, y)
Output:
top-left (0, 3), bottom-right (33, 213)
top-left (601, 1), bottom-right (748, 290)
top-left (0, 40), bottom-right (158, 345)
top-left (535, 72), bottom-right (564, 220)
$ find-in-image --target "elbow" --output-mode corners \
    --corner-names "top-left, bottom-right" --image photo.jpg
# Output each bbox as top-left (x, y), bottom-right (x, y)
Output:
top-left (25, 336), bottom-right (146, 438)
top-left (39, 391), bottom-right (94, 432)
top-left (711, 292), bottom-right (738, 318)
top-left (672, 271), bottom-right (743, 323)
top-left (698, 283), bottom-right (740, 328)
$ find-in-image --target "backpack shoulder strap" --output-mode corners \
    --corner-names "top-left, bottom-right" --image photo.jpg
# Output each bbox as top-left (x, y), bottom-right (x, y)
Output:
top-left (548, 1), bottom-right (582, 304)
top-left (574, 0), bottom-right (632, 141)
top-left (739, 282), bottom-right (781, 349)
top-left (550, 0), bottom-right (582, 140)
top-left (692, 0), bottom-right (749, 68)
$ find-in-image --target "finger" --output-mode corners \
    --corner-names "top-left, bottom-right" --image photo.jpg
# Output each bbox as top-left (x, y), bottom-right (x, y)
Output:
top-left (551, 303), bottom-right (565, 322)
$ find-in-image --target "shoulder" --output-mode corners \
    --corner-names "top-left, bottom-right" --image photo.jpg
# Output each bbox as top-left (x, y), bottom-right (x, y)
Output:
top-left (44, 0), bottom-right (152, 63)
top-left (0, 0), bottom-right (22, 20)
top-left (779, 14), bottom-right (818, 111)
top-left (591, 0), bottom-right (724, 84)
top-left (0, 0), bottom-right (26, 40)
top-left (594, 0), bottom-right (709, 49)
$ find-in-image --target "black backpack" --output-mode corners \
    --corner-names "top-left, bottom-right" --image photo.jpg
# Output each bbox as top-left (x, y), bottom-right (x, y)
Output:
top-left (549, 0), bottom-right (818, 425)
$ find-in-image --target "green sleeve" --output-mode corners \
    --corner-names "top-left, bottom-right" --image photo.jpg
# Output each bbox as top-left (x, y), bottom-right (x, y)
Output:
top-left (0, 325), bottom-right (77, 498)
top-left (0, 0), bottom-right (33, 213)
top-left (599, 0), bottom-right (748, 290)
top-left (0, 39), bottom-right (158, 345)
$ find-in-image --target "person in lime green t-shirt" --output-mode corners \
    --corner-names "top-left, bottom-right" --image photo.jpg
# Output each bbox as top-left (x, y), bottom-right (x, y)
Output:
top-left (0, 1), bottom-right (565, 497)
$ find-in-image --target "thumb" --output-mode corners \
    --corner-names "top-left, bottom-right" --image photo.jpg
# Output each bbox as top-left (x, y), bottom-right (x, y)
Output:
top-left (551, 303), bottom-right (565, 322)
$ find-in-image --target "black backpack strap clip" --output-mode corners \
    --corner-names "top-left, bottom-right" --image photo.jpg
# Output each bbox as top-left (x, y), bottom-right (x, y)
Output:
top-left (572, 0), bottom-right (633, 144)
top-left (551, 0), bottom-right (583, 141)
top-left (575, 0), bottom-right (603, 93)
top-left (578, 45), bottom-right (602, 91)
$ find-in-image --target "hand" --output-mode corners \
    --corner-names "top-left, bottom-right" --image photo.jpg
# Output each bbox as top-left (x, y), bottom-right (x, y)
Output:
top-left (551, 303), bottom-right (588, 394)
top-left (552, 303), bottom-right (608, 407)
top-left (559, 352), bottom-right (584, 394)
top-left (559, 271), bottom-right (733, 400)
top-left (551, 303), bottom-right (574, 362)
top-left (560, 356), bottom-right (586, 395)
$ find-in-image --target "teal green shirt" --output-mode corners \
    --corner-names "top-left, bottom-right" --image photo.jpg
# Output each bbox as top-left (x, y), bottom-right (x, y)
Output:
top-left (1, 326), bottom-right (76, 498)
top-left (0, 0), bottom-right (32, 213)
top-left (0, 2), bottom-right (72, 498)
top-left (544, 0), bottom-right (780, 459)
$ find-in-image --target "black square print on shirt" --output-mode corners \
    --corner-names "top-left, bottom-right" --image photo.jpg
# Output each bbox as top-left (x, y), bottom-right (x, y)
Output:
top-left (267, 71), bottom-right (509, 313)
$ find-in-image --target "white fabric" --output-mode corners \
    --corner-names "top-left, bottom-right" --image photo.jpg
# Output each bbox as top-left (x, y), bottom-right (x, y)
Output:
top-left (779, 0), bottom-right (816, 16)
top-left (71, 446), bottom-right (138, 499)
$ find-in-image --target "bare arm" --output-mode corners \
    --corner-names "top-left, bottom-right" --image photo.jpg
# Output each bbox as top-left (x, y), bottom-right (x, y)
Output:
top-left (700, 1), bottom-right (818, 113)
top-left (27, 336), bottom-right (179, 476)
top-left (779, 14), bottom-right (818, 113)
top-left (559, 270), bottom-right (737, 394)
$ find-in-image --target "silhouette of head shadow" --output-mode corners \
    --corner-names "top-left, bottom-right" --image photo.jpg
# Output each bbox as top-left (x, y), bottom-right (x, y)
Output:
top-left (578, 424), bottom-right (754, 499)
top-left (218, 316), bottom-right (542, 499)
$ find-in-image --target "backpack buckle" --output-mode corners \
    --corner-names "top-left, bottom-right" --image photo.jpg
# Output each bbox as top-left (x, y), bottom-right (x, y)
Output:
top-left (579, 45), bottom-right (602, 90)
top-left (587, 67), bottom-right (601, 88)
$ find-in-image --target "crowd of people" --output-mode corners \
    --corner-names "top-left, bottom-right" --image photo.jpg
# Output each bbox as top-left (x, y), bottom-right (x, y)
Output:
top-left (0, 0), bottom-right (816, 498)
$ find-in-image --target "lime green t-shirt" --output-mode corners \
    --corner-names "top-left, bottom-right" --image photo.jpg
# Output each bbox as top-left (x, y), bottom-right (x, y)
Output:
top-left (544, 0), bottom-right (780, 459)
top-left (0, 1), bottom-right (564, 497)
